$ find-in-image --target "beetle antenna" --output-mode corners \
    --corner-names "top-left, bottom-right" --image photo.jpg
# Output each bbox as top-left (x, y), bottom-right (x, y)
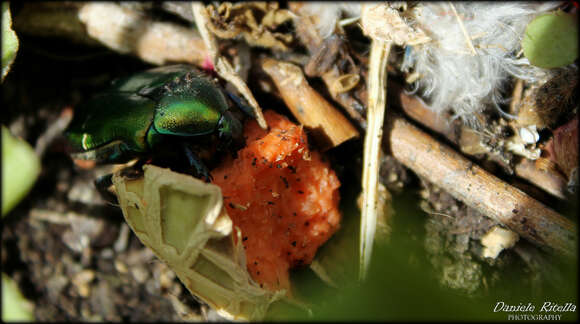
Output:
top-left (227, 92), bottom-right (255, 118)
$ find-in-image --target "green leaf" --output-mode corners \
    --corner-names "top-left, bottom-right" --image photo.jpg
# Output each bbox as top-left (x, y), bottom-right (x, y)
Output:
top-left (2, 2), bottom-right (19, 81)
top-left (2, 126), bottom-right (41, 216)
top-left (2, 274), bottom-right (34, 321)
top-left (523, 11), bottom-right (578, 69)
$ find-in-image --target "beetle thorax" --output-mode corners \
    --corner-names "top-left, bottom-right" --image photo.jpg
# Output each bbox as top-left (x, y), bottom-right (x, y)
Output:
top-left (152, 74), bottom-right (229, 138)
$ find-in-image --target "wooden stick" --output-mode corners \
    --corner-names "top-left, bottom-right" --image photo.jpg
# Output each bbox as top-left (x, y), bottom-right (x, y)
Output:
top-left (385, 116), bottom-right (577, 258)
top-left (388, 82), bottom-right (460, 143)
top-left (15, 3), bottom-right (209, 67)
top-left (388, 83), bottom-right (569, 200)
top-left (259, 57), bottom-right (359, 150)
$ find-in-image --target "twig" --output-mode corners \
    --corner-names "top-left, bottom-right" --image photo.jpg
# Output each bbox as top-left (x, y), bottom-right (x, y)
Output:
top-left (385, 116), bottom-right (576, 258)
top-left (15, 3), bottom-right (209, 66)
top-left (387, 82), bottom-right (569, 200)
top-left (448, 2), bottom-right (477, 56)
top-left (13, 3), bottom-right (101, 47)
top-left (360, 40), bottom-right (392, 281)
top-left (388, 82), bottom-right (459, 143)
top-left (192, 3), bottom-right (267, 130)
top-left (259, 57), bottom-right (359, 150)
top-left (14, 3), bottom-right (213, 66)
top-left (35, 106), bottom-right (73, 157)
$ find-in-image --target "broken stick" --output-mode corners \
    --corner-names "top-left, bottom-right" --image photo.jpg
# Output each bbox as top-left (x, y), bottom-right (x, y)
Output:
top-left (259, 57), bottom-right (359, 151)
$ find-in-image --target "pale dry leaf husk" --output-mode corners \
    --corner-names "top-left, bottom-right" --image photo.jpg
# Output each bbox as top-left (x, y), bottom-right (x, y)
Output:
top-left (112, 165), bottom-right (289, 321)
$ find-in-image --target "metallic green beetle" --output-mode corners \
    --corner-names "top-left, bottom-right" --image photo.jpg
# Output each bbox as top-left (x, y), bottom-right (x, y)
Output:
top-left (65, 64), bottom-right (244, 179)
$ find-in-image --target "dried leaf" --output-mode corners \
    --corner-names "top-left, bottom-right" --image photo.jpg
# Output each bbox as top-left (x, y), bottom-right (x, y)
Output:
top-left (112, 165), bottom-right (288, 320)
top-left (544, 116), bottom-right (578, 180)
top-left (193, 3), bottom-right (267, 130)
top-left (206, 2), bottom-right (294, 51)
top-left (304, 34), bottom-right (345, 77)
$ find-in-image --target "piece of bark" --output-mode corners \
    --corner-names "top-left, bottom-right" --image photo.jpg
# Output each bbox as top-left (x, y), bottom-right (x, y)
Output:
top-left (259, 57), bottom-right (359, 151)
top-left (385, 116), bottom-right (577, 258)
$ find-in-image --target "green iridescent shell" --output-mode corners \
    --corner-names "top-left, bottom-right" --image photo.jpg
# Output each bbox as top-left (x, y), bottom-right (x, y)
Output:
top-left (65, 65), bottom-right (233, 164)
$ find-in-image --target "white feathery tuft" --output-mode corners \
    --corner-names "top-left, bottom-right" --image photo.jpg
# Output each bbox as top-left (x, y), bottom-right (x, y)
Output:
top-left (295, 2), bottom-right (562, 127)
top-left (406, 2), bottom-right (559, 126)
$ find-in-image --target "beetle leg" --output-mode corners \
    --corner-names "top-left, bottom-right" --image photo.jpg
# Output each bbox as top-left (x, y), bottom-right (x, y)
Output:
top-left (94, 173), bottom-right (118, 204)
top-left (183, 143), bottom-right (213, 182)
top-left (226, 91), bottom-right (255, 118)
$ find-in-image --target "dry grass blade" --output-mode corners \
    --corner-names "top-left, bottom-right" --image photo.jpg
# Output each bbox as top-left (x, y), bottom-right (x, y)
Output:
top-left (192, 3), bottom-right (267, 129)
top-left (448, 2), bottom-right (477, 56)
top-left (360, 39), bottom-right (392, 281)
